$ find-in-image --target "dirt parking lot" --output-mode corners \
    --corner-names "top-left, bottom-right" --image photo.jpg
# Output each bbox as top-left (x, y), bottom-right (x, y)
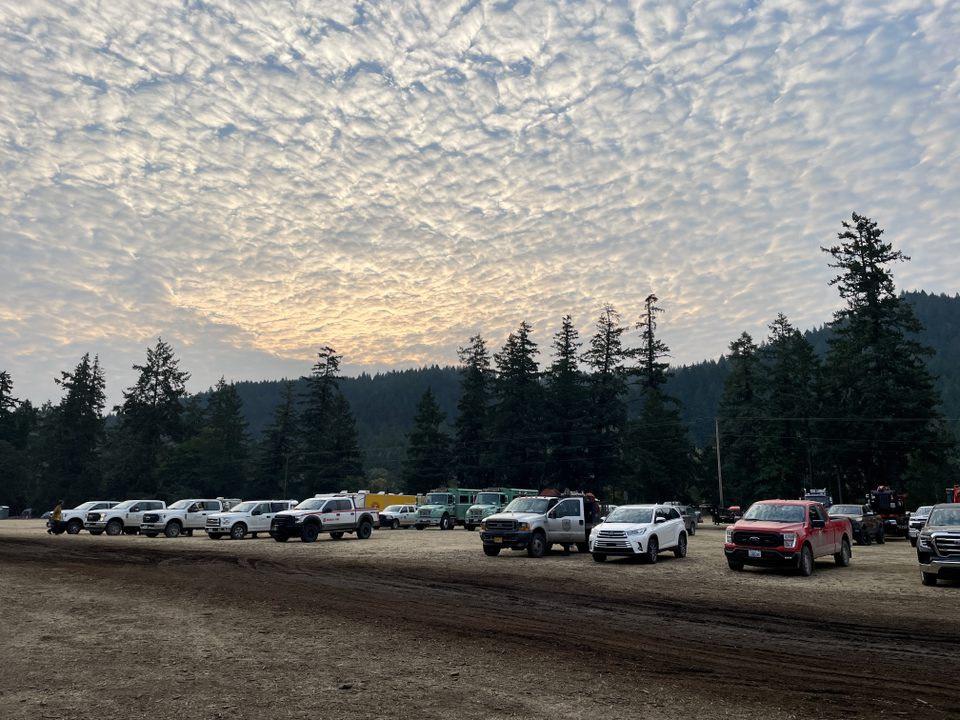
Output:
top-left (0, 520), bottom-right (957, 719)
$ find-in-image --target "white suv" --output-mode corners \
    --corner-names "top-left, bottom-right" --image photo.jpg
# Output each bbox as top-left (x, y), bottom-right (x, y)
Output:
top-left (206, 500), bottom-right (298, 540)
top-left (589, 504), bottom-right (688, 563)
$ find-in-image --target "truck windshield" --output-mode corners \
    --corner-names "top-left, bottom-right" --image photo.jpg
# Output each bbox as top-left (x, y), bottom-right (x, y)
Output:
top-left (426, 494), bottom-right (451, 505)
top-left (605, 507), bottom-right (654, 524)
top-left (168, 500), bottom-right (195, 510)
top-left (230, 502), bottom-right (258, 513)
top-left (914, 506), bottom-right (932, 515)
top-left (71, 501), bottom-right (97, 511)
top-left (474, 493), bottom-right (501, 505)
top-left (112, 500), bottom-right (136, 510)
top-left (503, 498), bottom-right (551, 514)
top-left (742, 504), bottom-right (806, 523)
top-left (927, 508), bottom-right (960, 526)
top-left (829, 505), bottom-right (862, 515)
top-left (383, 505), bottom-right (403, 513)
top-left (295, 498), bottom-right (325, 511)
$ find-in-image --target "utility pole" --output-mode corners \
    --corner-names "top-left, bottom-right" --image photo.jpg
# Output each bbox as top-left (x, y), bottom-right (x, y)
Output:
top-left (715, 417), bottom-right (724, 508)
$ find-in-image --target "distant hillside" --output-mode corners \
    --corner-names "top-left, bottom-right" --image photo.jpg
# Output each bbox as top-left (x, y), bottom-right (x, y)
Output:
top-left (232, 291), bottom-right (960, 476)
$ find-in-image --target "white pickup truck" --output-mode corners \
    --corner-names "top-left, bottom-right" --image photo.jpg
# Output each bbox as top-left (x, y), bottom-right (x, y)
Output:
top-left (206, 500), bottom-right (298, 540)
top-left (139, 498), bottom-right (240, 538)
top-left (479, 494), bottom-right (603, 557)
top-left (270, 494), bottom-right (378, 543)
top-left (61, 501), bottom-right (119, 534)
top-left (85, 499), bottom-right (166, 536)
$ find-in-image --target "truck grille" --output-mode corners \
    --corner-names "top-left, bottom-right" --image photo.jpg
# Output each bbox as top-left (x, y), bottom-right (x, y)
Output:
top-left (933, 534), bottom-right (960, 556)
top-left (206, 518), bottom-right (221, 527)
top-left (272, 515), bottom-right (296, 529)
top-left (594, 530), bottom-right (631, 549)
top-left (418, 509), bottom-right (433, 518)
top-left (732, 531), bottom-right (782, 547)
top-left (597, 530), bottom-right (627, 539)
top-left (142, 513), bottom-right (161, 523)
top-left (485, 519), bottom-right (517, 531)
top-left (86, 512), bottom-right (101, 522)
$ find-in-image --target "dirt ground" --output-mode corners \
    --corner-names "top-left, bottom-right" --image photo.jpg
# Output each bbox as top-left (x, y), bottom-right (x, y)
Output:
top-left (0, 520), bottom-right (957, 720)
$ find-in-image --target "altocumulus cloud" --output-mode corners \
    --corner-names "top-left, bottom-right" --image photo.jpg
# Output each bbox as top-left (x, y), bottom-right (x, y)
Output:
top-left (1, 0), bottom-right (958, 403)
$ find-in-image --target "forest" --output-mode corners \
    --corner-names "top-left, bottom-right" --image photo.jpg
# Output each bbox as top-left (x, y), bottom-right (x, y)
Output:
top-left (2, 214), bottom-right (958, 513)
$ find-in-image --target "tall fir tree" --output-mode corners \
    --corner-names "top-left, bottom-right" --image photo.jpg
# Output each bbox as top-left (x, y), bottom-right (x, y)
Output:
top-left (581, 305), bottom-right (629, 495)
top-left (821, 213), bottom-right (952, 500)
top-left (716, 332), bottom-right (764, 504)
top-left (51, 353), bottom-right (107, 500)
top-left (402, 388), bottom-right (453, 493)
top-left (202, 377), bottom-right (249, 495)
top-left (453, 335), bottom-right (492, 486)
top-left (492, 321), bottom-right (545, 488)
top-left (255, 380), bottom-right (299, 498)
top-left (544, 316), bottom-right (589, 488)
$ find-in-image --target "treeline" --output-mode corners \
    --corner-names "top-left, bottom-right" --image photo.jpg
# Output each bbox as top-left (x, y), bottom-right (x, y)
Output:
top-left (1, 213), bottom-right (956, 513)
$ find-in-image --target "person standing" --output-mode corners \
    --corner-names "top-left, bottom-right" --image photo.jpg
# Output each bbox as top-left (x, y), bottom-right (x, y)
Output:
top-left (47, 500), bottom-right (64, 534)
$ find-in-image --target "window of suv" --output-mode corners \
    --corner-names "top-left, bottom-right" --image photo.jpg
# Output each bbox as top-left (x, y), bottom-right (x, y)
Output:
top-left (667, 507), bottom-right (681, 520)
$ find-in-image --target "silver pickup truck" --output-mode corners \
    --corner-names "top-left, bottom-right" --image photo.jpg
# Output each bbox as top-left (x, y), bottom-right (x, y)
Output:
top-left (478, 494), bottom-right (602, 558)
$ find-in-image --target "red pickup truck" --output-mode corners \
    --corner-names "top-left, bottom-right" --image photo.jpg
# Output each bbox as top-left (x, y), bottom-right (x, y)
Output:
top-left (724, 500), bottom-right (852, 576)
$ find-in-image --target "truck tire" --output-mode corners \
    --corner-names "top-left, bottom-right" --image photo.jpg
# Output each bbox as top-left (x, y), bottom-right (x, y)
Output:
top-left (875, 527), bottom-right (885, 544)
top-left (106, 519), bottom-right (123, 536)
top-left (645, 536), bottom-right (660, 564)
top-left (592, 553), bottom-right (607, 563)
top-left (66, 519), bottom-right (83, 535)
top-left (465, 524), bottom-right (475, 532)
top-left (483, 546), bottom-right (501, 556)
top-left (89, 530), bottom-right (103, 536)
top-left (300, 524), bottom-right (320, 543)
top-left (674, 533), bottom-right (688, 558)
top-left (272, 534), bottom-right (289, 543)
top-left (415, 525), bottom-right (425, 531)
top-left (798, 544), bottom-right (814, 576)
top-left (834, 537), bottom-right (851, 567)
top-left (440, 514), bottom-right (452, 531)
top-left (727, 559), bottom-right (743, 571)
top-left (144, 532), bottom-right (159, 538)
top-left (207, 533), bottom-right (222, 539)
top-left (527, 531), bottom-right (547, 558)
top-left (164, 521), bottom-right (182, 539)
top-left (909, 537), bottom-right (917, 547)
top-left (230, 523), bottom-right (247, 540)
top-left (356, 521), bottom-right (373, 540)
top-left (860, 528), bottom-right (871, 546)
top-left (921, 571), bottom-right (938, 586)
top-left (391, 519), bottom-right (400, 530)
top-left (329, 531), bottom-right (345, 539)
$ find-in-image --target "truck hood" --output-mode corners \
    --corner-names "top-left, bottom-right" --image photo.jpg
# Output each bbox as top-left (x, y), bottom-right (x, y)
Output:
top-left (925, 525), bottom-right (960, 535)
top-left (828, 512), bottom-right (864, 522)
top-left (731, 520), bottom-right (806, 534)
top-left (417, 505), bottom-right (448, 514)
top-left (485, 511), bottom-right (543, 524)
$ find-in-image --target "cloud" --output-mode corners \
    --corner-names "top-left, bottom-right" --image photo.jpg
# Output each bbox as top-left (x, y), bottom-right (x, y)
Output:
top-left (1, 0), bottom-right (958, 404)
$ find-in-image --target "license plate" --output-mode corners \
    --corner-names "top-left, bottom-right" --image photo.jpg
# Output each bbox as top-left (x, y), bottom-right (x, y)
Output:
top-left (748, 549), bottom-right (762, 558)
top-left (494, 537), bottom-right (503, 544)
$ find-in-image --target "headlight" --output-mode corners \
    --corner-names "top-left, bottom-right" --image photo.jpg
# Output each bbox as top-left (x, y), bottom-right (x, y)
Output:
top-left (918, 535), bottom-right (932, 550)
top-left (782, 532), bottom-right (798, 549)
top-left (518, 522), bottom-right (530, 532)
top-left (626, 528), bottom-right (647, 537)
top-left (589, 527), bottom-right (599, 538)
top-left (480, 521), bottom-right (487, 530)
top-left (725, 529), bottom-right (734, 544)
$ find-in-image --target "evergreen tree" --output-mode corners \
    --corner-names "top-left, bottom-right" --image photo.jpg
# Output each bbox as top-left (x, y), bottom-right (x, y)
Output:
top-left (757, 314), bottom-right (820, 499)
top-left (0, 370), bottom-right (17, 414)
top-left (203, 377), bottom-right (249, 495)
top-left (716, 332), bottom-right (763, 504)
top-left (581, 305), bottom-right (629, 495)
top-left (51, 353), bottom-right (107, 500)
top-left (821, 213), bottom-right (952, 499)
top-left (491, 321), bottom-right (545, 488)
top-left (544, 316), bottom-right (589, 488)
top-left (255, 381), bottom-right (299, 498)
top-left (402, 388), bottom-right (453, 493)
top-left (453, 335), bottom-right (492, 486)
top-left (298, 347), bottom-right (363, 493)
top-left (625, 295), bottom-right (698, 502)
top-left (0, 371), bottom-right (35, 512)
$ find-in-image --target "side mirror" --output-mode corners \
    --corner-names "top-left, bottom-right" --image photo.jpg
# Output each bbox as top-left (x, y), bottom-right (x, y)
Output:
top-left (251, 509), bottom-right (261, 516)
top-left (599, 516), bottom-right (606, 523)
top-left (130, 506), bottom-right (140, 513)
top-left (811, 518), bottom-right (826, 529)
top-left (655, 517), bottom-right (666, 524)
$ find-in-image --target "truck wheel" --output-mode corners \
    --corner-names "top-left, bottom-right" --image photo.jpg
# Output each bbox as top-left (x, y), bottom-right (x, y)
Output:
top-left (909, 537), bottom-right (917, 548)
top-left (834, 537), bottom-right (851, 567)
top-left (273, 534), bottom-right (289, 543)
top-left (391, 519), bottom-right (400, 530)
top-left (483, 546), bottom-right (501, 556)
top-left (300, 524), bottom-right (320, 543)
top-left (465, 524), bottom-right (475, 532)
top-left (356, 521), bottom-right (373, 540)
top-left (329, 531), bottom-right (345, 539)
top-left (921, 571), bottom-right (938, 586)
top-left (230, 523), bottom-right (247, 540)
top-left (861, 529), bottom-right (872, 546)
top-left (164, 522), bottom-right (182, 539)
top-left (415, 525), bottom-right (425, 531)
top-left (674, 533), bottom-right (688, 558)
top-left (592, 553), bottom-right (607, 563)
top-left (66, 519), bottom-right (83, 535)
top-left (798, 544), bottom-right (814, 576)
top-left (643, 536), bottom-right (659, 564)
top-left (207, 533), bottom-right (222, 539)
top-left (527, 531), bottom-right (547, 558)
top-left (144, 532), bottom-right (159, 538)
top-left (727, 559), bottom-right (743, 571)
top-left (875, 527), bottom-right (885, 545)
top-left (89, 530), bottom-right (103, 536)
top-left (441, 515), bottom-right (451, 530)
top-left (105, 520), bottom-right (123, 536)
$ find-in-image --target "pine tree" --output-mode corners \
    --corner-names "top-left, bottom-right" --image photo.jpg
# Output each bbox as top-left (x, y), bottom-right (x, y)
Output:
top-left (203, 377), bottom-right (249, 495)
top-left (544, 316), bottom-right (589, 488)
top-left (634, 294), bottom-right (670, 391)
top-left (402, 388), bottom-right (453, 493)
top-left (0, 370), bottom-right (18, 415)
top-left (716, 332), bottom-right (763, 504)
top-left (453, 335), bottom-right (492, 486)
top-left (256, 381), bottom-right (299, 498)
top-left (52, 353), bottom-right (107, 500)
top-left (491, 321), bottom-right (545, 488)
top-left (821, 213), bottom-right (952, 499)
top-left (581, 305), bottom-right (629, 495)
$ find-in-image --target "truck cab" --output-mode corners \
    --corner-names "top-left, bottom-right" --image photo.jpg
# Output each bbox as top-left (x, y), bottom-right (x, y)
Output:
top-left (415, 488), bottom-right (479, 530)
top-left (140, 498), bottom-right (239, 538)
top-left (724, 500), bottom-right (852, 576)
top-left (479, 494), bottom-right (602, 558)
top-left (464, 488), bottom-right (537, 531)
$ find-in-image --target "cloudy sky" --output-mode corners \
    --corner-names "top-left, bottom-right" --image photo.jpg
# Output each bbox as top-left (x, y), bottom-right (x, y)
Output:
top-left (1, 0), bottom-right (958, 405)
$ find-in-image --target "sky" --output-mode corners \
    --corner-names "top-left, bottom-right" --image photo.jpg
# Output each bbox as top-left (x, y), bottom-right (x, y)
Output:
top-left (1, 0), bottom-right (959, 406)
